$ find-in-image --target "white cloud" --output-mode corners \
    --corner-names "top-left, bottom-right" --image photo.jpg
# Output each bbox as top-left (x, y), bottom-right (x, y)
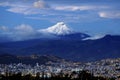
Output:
top-left (83, 35), bottom-right (105, 40)
top-left (0, 1), bottom-right (109, 15)
top-left (0, 26), bottom-right (9, 31)
top-left (33, 0), bottom-right (50, 8)
top-left (12, 24), bottom-right (35, 40)
top-left (99, 11), bottom-right (120, 19)
top-left (0, 0), bottom-right (51, 15)
top-left (0, 2), bottom-right (28, 7)
top-left (14, 24), bottom-right (34, 32)
top-left (5, 3), bottom-right (43, 15)
top-left (0, 24), bottom-right (37, 41)
top-left (54, 5), bottom-right (109, 11)
top-left (7, 7), bottom-right (30, 15)
top-left (0, 2), bottom-right (34, 15)
top-left (14, 24), bottom-right (35, 36)
top-left (0, 2), bottom-right (12, 7)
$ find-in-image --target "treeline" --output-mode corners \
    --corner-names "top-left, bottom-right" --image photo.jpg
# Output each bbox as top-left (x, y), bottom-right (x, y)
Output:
top-left (0, 70), bottom-right (115, 80)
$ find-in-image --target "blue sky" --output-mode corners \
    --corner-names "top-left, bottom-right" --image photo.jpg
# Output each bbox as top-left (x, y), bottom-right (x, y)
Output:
top-left (0, 0), bottom-right (120, 41)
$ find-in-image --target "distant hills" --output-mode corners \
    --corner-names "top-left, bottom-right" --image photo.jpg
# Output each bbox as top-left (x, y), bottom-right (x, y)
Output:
top-left (0, 54), bottom-right (65, 65)
top-left (0, 35), bottom-right (120, 62)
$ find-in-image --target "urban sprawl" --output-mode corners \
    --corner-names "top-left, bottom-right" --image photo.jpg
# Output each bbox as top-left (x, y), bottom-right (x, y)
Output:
top-left (0, 58), bottom-right (120, 80)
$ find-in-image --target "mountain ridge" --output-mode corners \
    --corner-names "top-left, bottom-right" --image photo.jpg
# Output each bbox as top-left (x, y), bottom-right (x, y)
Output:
top-left (0, 35), bottom-right (120, 62)
top-left (0, 54), bottom-right (66, 65)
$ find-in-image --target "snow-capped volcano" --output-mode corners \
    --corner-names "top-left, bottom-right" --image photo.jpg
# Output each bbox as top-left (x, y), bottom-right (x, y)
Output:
top-left (38, 22), bottom-right (90, 40)
top-left (39, 22), bottom-right (73, 35)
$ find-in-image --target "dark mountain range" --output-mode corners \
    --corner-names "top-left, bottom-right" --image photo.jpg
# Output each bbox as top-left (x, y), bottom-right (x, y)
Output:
top-left (0, 54), bottom-right (65, 65)
top-left (0, 35), bottom-right (120, 62)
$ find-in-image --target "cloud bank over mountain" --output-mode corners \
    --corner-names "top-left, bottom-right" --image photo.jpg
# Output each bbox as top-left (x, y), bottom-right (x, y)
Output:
top-left (0, 24), bottom-right (40, 41)
top-left (0, 22), bottom-right (75, 42)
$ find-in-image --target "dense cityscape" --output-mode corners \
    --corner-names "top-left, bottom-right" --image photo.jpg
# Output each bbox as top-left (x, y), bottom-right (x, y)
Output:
top-left (0, 58), bottom-right (120, 80)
